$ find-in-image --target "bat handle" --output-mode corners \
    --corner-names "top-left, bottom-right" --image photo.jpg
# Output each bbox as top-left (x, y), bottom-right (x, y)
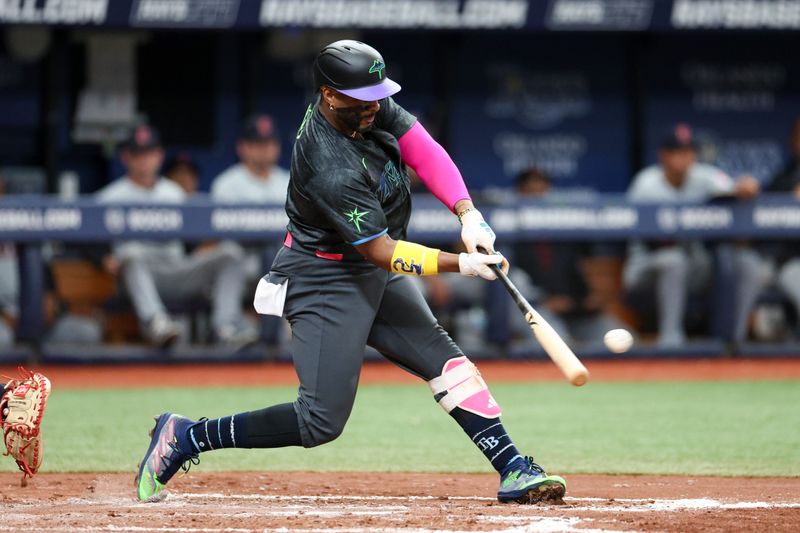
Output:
top-left (477, 245), bottom-right (509, 279)
top-left (476, 246), bottom-right (534, 316)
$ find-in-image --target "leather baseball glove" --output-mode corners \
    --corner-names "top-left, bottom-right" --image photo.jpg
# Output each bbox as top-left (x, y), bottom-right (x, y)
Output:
top-left (1, 368), bottom-right (51, 486)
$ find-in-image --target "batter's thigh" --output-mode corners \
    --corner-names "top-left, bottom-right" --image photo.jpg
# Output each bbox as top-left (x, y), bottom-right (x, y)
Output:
top-left (280, 254), bottom-right (388, 447)
top-left (367, 274), bottom-right (462, 381)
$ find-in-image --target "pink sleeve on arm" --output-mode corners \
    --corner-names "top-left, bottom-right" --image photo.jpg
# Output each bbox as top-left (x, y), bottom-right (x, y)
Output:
top-left (398, 121), bottom-right (471, 213)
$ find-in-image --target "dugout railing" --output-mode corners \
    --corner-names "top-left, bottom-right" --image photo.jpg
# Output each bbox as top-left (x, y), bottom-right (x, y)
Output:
top-left (1, 194), bottom-right (799, 362)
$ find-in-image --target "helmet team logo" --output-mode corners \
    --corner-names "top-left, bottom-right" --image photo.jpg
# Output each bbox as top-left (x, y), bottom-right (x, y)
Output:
top-left (369, 59), bottom-right (386, 80)
top-left (344, 207), bottom-right (369, 233)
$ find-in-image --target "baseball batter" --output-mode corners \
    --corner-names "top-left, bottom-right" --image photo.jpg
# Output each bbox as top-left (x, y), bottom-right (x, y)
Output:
top-left (135, 40), bottom-right (566, 505)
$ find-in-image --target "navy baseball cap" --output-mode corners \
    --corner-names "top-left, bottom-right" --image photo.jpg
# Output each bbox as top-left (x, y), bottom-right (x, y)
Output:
top-left (239, 114), bottom-right (279, 142)
top-left (124, 124), bottom-right (162, 152)
top-left (661, 123), bottom-right (699, 151)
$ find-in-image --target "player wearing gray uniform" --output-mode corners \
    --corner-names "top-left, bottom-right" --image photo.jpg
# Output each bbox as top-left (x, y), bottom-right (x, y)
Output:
top-left (211, 114), bottom-right (290, 204)
top-left (136, 41), bottom-right (567, 505)
top-left (624, 124), bottom-right (767, 346)
top-left (0, 243), bottom-right (17, 348)
top-left (98, 125), bottom-right (254, 348)
top-left (765, 118), bottom-right (800, 336)
top-left (211, 115), bottom-right (291, 281)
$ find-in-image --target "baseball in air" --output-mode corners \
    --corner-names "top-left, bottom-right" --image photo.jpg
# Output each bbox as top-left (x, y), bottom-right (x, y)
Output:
top-left (604, 329), bottom-right (633, 353)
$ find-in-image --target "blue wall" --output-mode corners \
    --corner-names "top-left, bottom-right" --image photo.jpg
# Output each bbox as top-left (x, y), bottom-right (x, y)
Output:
top-left (2, 30), bottom-right (799, 195)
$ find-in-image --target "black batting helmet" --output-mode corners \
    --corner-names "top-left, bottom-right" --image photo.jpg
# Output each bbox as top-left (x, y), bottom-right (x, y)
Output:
top-left (312, 40), bottom-right (401, 101)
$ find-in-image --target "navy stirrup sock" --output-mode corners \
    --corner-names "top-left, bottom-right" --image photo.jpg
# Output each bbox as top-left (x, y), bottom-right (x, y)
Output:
top-left (187, 402), bottom-right (302, 453)
top-left (450, 408), bottom-right (521, 473)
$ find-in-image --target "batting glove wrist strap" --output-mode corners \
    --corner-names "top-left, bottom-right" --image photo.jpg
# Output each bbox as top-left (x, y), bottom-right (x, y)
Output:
top-left (459, 209), bottom-right (497, 254)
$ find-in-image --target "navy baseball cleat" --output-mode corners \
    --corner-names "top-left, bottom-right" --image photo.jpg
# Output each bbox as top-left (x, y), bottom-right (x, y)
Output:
top-left (497, 456), bottom-right (566, 504)
top-left (135, 413), bottom-right (199, 502)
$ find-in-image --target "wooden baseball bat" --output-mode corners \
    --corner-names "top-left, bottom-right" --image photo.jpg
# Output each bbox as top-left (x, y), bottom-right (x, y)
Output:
top-left (478, 247), bottom-right (589, 386)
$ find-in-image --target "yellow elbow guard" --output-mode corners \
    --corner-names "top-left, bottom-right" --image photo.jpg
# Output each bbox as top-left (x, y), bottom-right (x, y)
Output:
top-left (391, 240), bottom-right (440, 276)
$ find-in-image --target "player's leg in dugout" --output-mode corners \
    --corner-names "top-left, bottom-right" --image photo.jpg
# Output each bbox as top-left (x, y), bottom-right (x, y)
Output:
top-left (731, 246), bottom-right (771, 342)
top-left (116, 245), bottom-right (170, 325)
top-left (778, 258), bottom-right (800, 328)
top-left (366, 274), bottom-right (525, 474)
top-left (151, 242), bottom-right (248, 335)
top-left (624, 247), bottom-right (690, 346)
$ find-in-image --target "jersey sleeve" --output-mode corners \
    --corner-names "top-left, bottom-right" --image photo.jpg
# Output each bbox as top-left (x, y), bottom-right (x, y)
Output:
top-left (375, 97), bottom-right (417, 139)
top-left (306, 169), bottom-right (389, 245)
top-left (626, 169), bottom-right (652, 201)
top-left (698, 164), bottom-right (736, 196)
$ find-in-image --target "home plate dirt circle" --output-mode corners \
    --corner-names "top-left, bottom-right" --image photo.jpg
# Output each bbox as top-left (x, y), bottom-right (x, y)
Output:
top-left (1, 472), bottom-right (799, 532)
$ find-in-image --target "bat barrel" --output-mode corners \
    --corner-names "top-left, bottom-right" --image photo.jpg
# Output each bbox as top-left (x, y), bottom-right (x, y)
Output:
top-left (479, 247), bottom-right (589, 387)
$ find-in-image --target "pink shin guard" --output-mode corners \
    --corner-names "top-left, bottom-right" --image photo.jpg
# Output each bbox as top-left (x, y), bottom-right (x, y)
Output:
top-left (428, 356), bottom-right (501, 418)
top-left (398, 122), bottom-right (471, 213)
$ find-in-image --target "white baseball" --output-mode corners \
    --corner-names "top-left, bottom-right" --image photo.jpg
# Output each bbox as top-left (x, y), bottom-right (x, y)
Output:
top-left (604, 329), bottom-right (633, 353)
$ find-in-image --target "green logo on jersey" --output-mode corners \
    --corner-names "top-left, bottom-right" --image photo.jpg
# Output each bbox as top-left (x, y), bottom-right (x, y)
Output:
top-left (344, 207), bottom-right (369, 233)
top-left (296, 103), bottom-right (313, 140)
top-left (369, 59), bottom-right (385, 80)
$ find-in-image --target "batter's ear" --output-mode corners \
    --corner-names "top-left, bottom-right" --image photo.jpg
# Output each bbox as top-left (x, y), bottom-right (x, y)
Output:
top-left (320, 86), bottom-right (336, 108)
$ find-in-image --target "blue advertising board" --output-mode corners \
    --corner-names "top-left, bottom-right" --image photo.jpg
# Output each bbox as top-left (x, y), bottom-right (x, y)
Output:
top-left (4, 0), bottom-right (800, 31)
top-left (641, 35), bottom-right (800, 184)
top-left (449, 34), bottom-right (631, 192)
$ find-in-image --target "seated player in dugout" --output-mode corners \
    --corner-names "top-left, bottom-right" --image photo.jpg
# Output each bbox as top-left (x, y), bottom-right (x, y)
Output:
top-left (96, 126), bottom-right (258, 349)
top-left (624, 123), bottom-right (767, 346)
top-left (136, 41), bottom-right (567, 505)
top-left (211, 115), bottom-right (292, 283)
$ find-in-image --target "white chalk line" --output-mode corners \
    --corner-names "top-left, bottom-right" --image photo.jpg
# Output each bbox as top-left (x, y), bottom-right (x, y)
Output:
top-left (178, 493), bottom-right (800, 510)
top-left (4, 493), bottom-right (800, 512)
top-left (2, 493), bottom-right (798, 533)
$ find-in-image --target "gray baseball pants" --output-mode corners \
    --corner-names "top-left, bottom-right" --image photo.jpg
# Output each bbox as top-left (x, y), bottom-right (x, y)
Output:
top-left (624, 245), bottom-right (768, 344)
top-left (119, 241), bottom-right (247, 331)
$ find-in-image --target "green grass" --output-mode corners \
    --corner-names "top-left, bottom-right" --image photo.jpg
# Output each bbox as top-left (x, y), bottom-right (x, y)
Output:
top-left (4, 381), bottom-right (799, 476)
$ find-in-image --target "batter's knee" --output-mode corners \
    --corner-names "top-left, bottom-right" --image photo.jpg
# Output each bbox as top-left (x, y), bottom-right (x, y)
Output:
top-left (304, 422), bottom-right (345, 448)
top-left (294, 397), bottom-right (351, 448)
top-left (300, 414), bottom-right (347, 448)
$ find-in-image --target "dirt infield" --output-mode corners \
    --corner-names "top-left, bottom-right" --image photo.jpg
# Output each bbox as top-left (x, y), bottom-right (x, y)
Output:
top-left (1, 472), bottom-right (798, 532)
top-left (3, 357), bottom-right (800, 389)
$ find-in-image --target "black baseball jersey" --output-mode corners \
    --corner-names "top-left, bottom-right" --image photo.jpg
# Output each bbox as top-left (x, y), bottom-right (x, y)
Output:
top-left (285, 96), bottom-right (416, 261)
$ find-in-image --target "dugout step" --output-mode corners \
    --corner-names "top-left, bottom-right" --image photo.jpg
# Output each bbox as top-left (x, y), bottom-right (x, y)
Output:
top-left (39, 342), bottom-right (271, 365)
top-left (506, 338), bottom-right (726, 360)
top-left (733, 342), bottom-right (800, 357)
top-left (0, 345), bottom-right (35, 365)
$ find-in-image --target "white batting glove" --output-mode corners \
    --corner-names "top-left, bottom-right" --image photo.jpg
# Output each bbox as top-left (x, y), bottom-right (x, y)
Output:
top-left (459, 209), bottom-right (496, 254)
top-left (459, 252), bottom-right (508, 281)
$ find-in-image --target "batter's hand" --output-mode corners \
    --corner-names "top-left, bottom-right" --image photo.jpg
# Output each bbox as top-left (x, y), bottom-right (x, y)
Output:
top-left (459, 209), bottom-right (496, 254)
top-left (459, 251), bottom-right (509, 281)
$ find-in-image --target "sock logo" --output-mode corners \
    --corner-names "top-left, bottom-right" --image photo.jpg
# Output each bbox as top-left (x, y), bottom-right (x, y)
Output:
top-left (477, 436), bottom-right (500, 451)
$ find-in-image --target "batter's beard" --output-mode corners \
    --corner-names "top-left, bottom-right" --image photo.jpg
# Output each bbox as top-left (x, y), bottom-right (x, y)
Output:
top-left (335, 106), bottom-right (374, 134)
